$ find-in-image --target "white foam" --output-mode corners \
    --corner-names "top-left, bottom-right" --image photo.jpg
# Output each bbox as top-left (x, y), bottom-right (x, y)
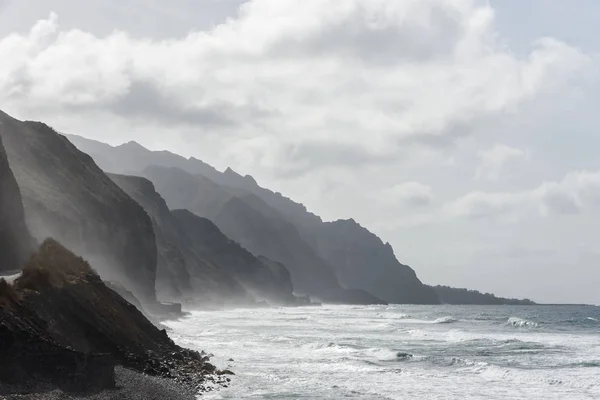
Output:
top-left (507, 317), bottom-right (540, 328)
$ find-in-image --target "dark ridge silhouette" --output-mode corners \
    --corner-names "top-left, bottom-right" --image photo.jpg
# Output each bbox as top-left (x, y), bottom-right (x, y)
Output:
top-left (0, 126), bottom-right (33, 272)
top-left (0, 111), bottom-right (158, 305)
top-left (431, 285), bottom-right (536, 305)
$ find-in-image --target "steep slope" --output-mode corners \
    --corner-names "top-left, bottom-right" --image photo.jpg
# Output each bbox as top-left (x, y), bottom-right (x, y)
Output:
top-left (171, 209), bottom-right (297, 305)
top-left (0, 129), bottom-right (33, 272)
top-left (143, 166), bottom-right (383, 304)
top-left (67, 135), bottom-right (320, 227)
top-left (311, 220), bottom-right (439, 304)
top-left (108, 174), bottom-right (192, 301)
top-left (111, 173), bottom-right (273, 305)
top-left (141, 165), bottom-right (236, 219)
top-left (67, 136), bottom-right (441, 304)
top-left (0, 112), bottom-right (158, 304)
top-left (210, 196), bottom-right (384, 304)
top-left (0, 239), bottom-right (218, 393)
top-left (66, 134), bottom-right (222, 182)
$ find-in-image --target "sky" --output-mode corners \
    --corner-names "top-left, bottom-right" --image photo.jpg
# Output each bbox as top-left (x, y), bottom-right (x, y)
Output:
top-left (1, 0), bottom-right (599, 304)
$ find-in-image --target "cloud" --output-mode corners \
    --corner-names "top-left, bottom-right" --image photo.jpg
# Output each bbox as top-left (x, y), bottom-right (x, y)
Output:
top-left (474, 144), bottom-right (528, 180)
top-left (444, 170), bottom-right (600, 220)
top-left (0, 0), bottom-right (591, 174)
top-left (385, 182), bottom-right (434, 207)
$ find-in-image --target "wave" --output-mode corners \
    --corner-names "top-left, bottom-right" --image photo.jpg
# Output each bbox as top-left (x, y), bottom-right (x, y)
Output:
top-left (507, 317), bottom-right (539, 328)
top-left (433, 316), bottom-right (458, 324)
top-left (587, 317), bottom-right (599, 322)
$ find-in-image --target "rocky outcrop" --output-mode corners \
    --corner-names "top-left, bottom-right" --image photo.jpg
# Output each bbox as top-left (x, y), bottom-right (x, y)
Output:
top-left (171, 209), bottom-right (297, 305)
top-left (0, 239), bottom-right (220, 394)
top-left (308, 219), bottom-right (439, 304)
top-left (0, 128), bottom-right (33, 272)
top-left (0, 112), bottom-right (158, 304)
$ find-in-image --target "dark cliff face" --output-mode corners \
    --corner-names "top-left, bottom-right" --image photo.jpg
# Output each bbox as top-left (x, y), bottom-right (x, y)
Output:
top-left (171, 209), bottom-right (297, 305)
top-left (0, 112), bottom-right (158, 304)
top-left (109, 174), bottom-right (192, 301)
top-left (309, 220), bottom-right (439, 305)
top-left (109, 174), bottom-right (255, 305)
top-left (0, 130), bottom-right (33, 272)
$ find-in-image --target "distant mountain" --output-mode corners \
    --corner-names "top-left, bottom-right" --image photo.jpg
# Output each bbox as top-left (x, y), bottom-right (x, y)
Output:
top-left (430, 285), bottom-right (536, 305)
top-left (172, 209), bottom-right (297, 305)
top-left (0, 112), bottom-right (158, 305)
top-left (65, 134), bottom-right (223, 182)
top-left (141, 167), bottom-right (384, 304)
top-left (0, 126), bottom-right (33, 272)
top-left (309, 219), bottom-right (439, 304)
top-left (69, 136), bottom-right (437, 304)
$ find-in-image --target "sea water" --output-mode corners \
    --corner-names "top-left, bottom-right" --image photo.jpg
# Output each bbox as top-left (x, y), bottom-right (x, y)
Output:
top-left (163, 305), bottom-right (600, 399)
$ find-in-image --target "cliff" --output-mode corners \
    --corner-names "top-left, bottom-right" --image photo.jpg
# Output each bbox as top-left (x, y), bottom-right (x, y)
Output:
top-left (66, 137), bottom-right (440, 304)
top-left (0, 239), bottom-right (220, 395)
top-left (108, 174), bottom-right (258, 305)
top-left (108, 174), bottom-right (192, 301)
top-left (308, 219), bottom-right (439, 304)
top-left (0, 112), bottom-right (158, 305)
top-left (141, 167), bottom-right (383, 304)
top-left (171, 209), bottom-right (297, 305)
top-left (0, 129), bottom-right (33, 272)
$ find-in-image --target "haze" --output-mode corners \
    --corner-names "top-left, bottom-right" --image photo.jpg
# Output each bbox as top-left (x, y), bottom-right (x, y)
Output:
top-left (1, 0), bottom-right (599, 305)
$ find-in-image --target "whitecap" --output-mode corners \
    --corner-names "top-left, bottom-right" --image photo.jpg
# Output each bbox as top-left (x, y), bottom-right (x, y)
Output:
top-left (433, 316), bottom-right (458, 324)
top-left (507, 317), bottom-right (539, 328)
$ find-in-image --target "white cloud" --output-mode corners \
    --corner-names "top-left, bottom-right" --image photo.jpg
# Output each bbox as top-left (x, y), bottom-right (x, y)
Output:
top-left (383, 182), bottom-right (434, 207)
top-left (474, 144), bottom-right (528, 180)
top-left (445, 170), bottom-right (600, 220)
top-left (0, 0), bottom-right (591, 175)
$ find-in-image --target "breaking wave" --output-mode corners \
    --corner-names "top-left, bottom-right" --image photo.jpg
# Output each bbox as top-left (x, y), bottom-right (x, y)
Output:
top-left (433, 316), bottom-right (458, 324)
top-left (507, 317), bottom-right (539, 328)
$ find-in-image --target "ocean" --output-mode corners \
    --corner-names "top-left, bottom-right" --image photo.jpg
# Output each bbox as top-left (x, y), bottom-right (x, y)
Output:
top-left (163, 305), bottom-right (600, 399)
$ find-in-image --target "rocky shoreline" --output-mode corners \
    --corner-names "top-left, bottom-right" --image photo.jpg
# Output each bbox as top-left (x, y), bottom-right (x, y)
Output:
top-left (0, 239), bottom-right (232, 399)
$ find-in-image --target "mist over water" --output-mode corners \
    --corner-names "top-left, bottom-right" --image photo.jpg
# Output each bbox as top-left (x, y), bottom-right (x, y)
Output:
top-left (163, 305), bottom-right (600, 400)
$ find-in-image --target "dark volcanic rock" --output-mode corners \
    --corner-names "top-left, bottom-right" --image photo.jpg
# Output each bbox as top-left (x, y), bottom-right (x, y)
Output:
top-left (171, 209), bottom-right (297, 305)
top-left (0, 239), bottom-right (218, 395)
top-left (0, 111), bottom-right (158, 304)
top-left (0, 128), bottom-right (33, 272)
